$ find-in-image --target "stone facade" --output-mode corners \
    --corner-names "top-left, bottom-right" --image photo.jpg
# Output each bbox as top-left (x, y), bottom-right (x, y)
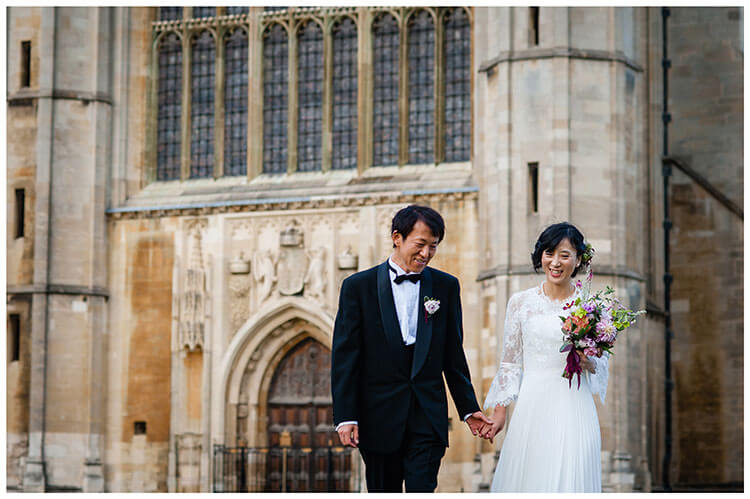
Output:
top-left (5, 6), bottom-right (742, 492)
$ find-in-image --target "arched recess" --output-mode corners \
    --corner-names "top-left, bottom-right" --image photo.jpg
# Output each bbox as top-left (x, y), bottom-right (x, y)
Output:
top-left (216, 297), bottom-right (334, 447)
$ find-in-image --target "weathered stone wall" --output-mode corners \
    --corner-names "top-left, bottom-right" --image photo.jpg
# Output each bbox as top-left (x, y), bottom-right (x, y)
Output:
top-left (472, 6), bottom-right (651, 491)
top-left (666, 6), bottom-right (743, 486)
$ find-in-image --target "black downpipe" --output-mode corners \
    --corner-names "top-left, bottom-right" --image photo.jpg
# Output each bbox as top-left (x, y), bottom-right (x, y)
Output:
top-left (660, 6), bottom-right (674, 492)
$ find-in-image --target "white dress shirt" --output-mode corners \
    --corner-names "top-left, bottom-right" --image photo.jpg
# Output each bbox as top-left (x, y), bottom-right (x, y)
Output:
top-left (335, 259), bottom-right (475, 432)
top-left (387, 257), bottom-right (421, 346)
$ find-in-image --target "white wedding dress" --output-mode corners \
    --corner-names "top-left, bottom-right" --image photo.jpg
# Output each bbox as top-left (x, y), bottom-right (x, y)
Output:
top-left (484, 283), bottom-right (609, 492)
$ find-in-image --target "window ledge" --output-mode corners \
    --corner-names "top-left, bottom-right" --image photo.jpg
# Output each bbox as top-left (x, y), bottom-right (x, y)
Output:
top-left (111, 162), bottom-right (476, 217)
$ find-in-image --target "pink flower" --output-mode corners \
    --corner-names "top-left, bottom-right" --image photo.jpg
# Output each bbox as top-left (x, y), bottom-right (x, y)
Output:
top-left (584, 347), bottom-right (600, 357)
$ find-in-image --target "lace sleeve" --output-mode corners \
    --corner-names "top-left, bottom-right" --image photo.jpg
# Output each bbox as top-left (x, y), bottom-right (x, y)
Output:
top-left (587, 352), bottom-right (610, 404)
top-left (483, 293), bottom-right (523, 410)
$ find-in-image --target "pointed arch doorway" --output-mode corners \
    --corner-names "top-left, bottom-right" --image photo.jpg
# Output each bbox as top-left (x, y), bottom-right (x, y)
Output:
top-left (263, 337), bottom-right (356, 492)
top-left (215, 311), bottom-right (360, 492)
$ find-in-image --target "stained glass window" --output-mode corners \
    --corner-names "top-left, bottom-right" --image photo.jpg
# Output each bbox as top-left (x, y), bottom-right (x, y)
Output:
top-left (224, 28), bottom-right (248, 176)
top-left (192, 7), bottom-right (216, 18)
top-left (226, 7), bottom-right (249, 15)
top-left (407, 10), bottom-right (434, 165)
top-left (372, 14), bottom-right (399, 166)
top-left (444, 8), bottom-right (471, 162)
top-left (331, 18), bottom-right (358, 170)
top-left (263, 24), bottom-right (289, 174)
top-left (190, 30), bottom-right (215, 178)
top-left (159, 7), bottom-right (182, 21)
top-left (297, 22), bottom-right (323, 172)
top-left (157, 33), bottom-right (182, 181)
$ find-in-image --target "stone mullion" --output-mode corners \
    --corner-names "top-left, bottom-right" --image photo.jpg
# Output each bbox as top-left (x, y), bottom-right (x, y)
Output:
top-left (248, 9), bottom-right (263, 179)
top-left (357, 8), bottom-right (373, 173)
top-left (287, 23), bottom-right (299, 174)
top-left (467, 7), bottom-right (474, 163)
top-left (434, 9), bottom-right (445, 165)
top-left (321, 18), bottom-right (333, 173)
top-left (215, 28), bottom-right (225, 178)
top-left (147, 34), bottom-right (161, 183)
top-left (181, 28), bottom-right (192, 180)
top-left (398, 10), bottom-right (409, 167)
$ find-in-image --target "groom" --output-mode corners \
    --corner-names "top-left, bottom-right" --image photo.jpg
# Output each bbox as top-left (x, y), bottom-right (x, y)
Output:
top-left (331, 205), bottom-right (490, 492)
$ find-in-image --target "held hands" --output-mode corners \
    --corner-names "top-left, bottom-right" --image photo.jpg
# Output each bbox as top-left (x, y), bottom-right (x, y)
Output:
top-left (478, 405), bottom-right (507, 444)
top-left (576, 350), bottom-right (597, 374)
top-left (466, 411), bottom-right (494, 441)
top-left (337, 424), bottom-right (359, 448)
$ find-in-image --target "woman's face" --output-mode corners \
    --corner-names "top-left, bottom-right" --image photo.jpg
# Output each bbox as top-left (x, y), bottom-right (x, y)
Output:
top-left (541, 238), bottom-right (581, 286)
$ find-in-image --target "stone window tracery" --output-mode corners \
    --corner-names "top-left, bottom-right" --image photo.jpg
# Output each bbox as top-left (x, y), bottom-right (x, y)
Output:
top-left (297, 22), bottom-right (324, 172)
top-left (372, 13), bottom-right (400, 167)
top-left (151, 7), bottom-right (472, 181)
top-left (157, 32), bottom-right (182, 181)
top-left (159, 7), bottom-right (182, 21)
top-left (407, 10), bottom-right (435, 165)
top-left (444, 7), bottom-right (471, 162)
top-left (224, 28), bottom-right (249, 176)
top-left (190, 30), bottom-right (216, 178)
top-left (262, 23), bottom-right (289, 174)
top-left (331, 18), bottom-right (358, 170)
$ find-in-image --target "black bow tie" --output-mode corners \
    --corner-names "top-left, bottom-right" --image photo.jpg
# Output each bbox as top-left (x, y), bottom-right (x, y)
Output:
top-left (389, 264), bottom-right (422, 284)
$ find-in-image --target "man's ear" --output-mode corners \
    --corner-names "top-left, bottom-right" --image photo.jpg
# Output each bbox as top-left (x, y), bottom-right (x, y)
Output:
top-left (392, 230), bottom-right (402, 247)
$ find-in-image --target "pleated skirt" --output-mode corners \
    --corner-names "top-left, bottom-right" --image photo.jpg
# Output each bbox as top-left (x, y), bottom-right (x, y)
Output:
top-left (490, 368), bottom-right (602, 492)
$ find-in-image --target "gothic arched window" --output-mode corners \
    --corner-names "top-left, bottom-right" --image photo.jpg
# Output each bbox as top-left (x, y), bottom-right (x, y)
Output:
top-left (407, 10), bottom-right (435, 165)
top-left (332, 17), bottom-right (358, 170)
top-left (224, 28), bottom-right (248, 176)
top-left (297, 21), bottom-right (324, 172)
top-left (192, 7), bottom-right (216, 19)
top-left (159, 7), bottom-right (182, 21)
top-left (226, 6), bottom-right (249, 15)
top-left (157, 33), bottom-right (182, 181)
top-left (263, 24), bottom-right (289, 174)
top-left (190, 30), bottom-right (216, 178)
top-left (372, 13), bottom-right (400, 166)
top-left (444, 8), bottom-right (471, 162)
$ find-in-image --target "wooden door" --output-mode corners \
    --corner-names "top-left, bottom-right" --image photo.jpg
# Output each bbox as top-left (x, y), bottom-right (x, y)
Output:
top-left (266, 338), bottom-right (349, 491)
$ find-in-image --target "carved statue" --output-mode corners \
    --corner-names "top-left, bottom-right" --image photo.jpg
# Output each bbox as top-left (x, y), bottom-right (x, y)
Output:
top-left (304, 247), bottom-right (327, 302)
top-left (253, 249), bottom-right (277, 303)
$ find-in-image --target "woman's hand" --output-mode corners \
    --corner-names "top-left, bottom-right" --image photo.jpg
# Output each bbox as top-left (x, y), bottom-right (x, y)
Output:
top-left (480, 405), bottom-right (507, 444)
top-left (576, 350), bottom-right (597, 374)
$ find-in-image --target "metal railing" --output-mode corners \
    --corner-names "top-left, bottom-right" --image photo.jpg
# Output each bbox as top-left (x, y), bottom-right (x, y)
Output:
top-left (212, 445), bottom-right (361, 492)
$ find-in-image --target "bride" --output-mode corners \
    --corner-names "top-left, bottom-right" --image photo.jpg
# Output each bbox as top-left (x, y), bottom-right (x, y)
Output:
top-left (481, 222), bottom-right (609, 492)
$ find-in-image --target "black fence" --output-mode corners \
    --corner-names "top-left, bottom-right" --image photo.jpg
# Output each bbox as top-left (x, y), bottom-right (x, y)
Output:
top-left (212, 445), bottom-right (361, 492)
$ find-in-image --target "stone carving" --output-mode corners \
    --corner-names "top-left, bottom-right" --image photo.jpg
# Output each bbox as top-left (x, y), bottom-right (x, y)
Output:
top-left (338, 246), bottom-right (358, 270)
top-left (228, 273), bottom-right (251, 333)
top-left (277, 220), bottom-right (307, 296)
top-left (253, 250), bottom-right (277, 303)
top-left (179, 225), bottom-right (207, 351)
top-left (304, 247), bottom-right (327, 302)
top-left (229, 252), bottom-right (250, 274)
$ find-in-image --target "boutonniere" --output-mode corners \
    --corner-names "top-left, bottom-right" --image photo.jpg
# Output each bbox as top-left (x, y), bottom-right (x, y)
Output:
top-left (423, 296), bottom-right (440, 322)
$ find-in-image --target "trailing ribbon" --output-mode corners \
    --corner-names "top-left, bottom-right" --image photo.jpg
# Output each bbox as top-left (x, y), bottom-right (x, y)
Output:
top-left (561, 344), bottom-right (583, 389)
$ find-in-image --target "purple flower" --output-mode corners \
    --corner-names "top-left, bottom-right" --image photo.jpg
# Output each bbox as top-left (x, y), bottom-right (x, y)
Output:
top-left (584, 347), bottom-right (599, 357)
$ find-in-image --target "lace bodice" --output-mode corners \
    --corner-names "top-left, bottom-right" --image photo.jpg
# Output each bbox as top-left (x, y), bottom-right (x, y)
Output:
top-left (483, 283), bottom-right (609, 409)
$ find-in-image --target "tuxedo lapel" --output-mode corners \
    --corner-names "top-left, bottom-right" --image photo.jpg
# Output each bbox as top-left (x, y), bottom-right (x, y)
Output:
top-left (411, 267), bottom-right (433, 379)
top-left (376, 261), bottom-right (408, 372)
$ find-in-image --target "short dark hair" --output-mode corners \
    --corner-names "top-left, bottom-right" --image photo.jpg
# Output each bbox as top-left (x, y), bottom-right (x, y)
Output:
top-left (531, 222), bottom-right (586, 277)
top-left (391, 205), bottom-right (445, 247)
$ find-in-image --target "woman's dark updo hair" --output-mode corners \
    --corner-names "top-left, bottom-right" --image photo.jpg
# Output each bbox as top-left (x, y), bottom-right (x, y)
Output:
top-left (531, 222), bottom-right (587, 278)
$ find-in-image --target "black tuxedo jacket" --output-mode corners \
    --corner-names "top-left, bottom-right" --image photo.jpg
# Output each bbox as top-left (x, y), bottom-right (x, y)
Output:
top-left (331, 261), bottom-right (480, 453)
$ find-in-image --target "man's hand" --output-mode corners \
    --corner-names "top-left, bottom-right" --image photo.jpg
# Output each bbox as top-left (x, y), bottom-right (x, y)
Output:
top-left (337, 424), bottom-right (359, 448)
top-left (465, 411), bottom-right (493, 438)
top-left (481, 405), bottom-right (507, 444)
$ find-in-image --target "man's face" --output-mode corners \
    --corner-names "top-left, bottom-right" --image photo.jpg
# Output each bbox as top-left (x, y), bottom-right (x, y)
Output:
top-left (391, 220), bottom-right (439, 273)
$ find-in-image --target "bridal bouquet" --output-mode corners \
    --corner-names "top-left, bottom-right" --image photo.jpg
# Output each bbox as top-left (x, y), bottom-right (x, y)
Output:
top-left (559, 268), bottom-right (645, 389)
